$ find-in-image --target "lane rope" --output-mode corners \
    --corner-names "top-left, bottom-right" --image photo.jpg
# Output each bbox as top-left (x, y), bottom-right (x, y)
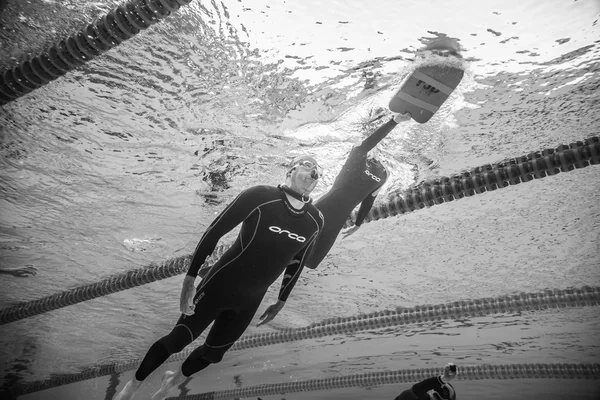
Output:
top-left (169, 363), bottom-right (600, 400)
top-left (0, 137), bottom-right (597, 326)
top-left (344, 136), bottom-right (599, 227)
top-left (8, 286), bottom-right (599, 396)
top-left (0, 0), bottom-right (194, 105)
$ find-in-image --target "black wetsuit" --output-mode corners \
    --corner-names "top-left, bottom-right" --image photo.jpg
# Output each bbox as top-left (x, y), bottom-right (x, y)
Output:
top-left (279, 117), bottom-right (398, 291)
top-left (134, 185), bottom-right (324, 380)
top-left (307, 140), bottom-right (388, 268)
top-left (395, 376), bottom-right (455, 400)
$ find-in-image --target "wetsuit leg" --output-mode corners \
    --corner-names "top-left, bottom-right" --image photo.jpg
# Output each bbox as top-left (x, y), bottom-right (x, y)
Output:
top-left (181, 300), bottom-right (261, 377)
top-left (135, 326), bottom-right (190, 381)
top-left (134, 286), bottom-right (221, 381)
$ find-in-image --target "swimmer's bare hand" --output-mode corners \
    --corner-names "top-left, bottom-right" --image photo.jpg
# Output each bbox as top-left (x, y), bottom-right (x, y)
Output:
top-left (0, 265), bottom-right (38, 277)
top-left (257, 300), bottom-right (285, 326)
top-left (180, 276), bottom-right (196, 315)
top-left (393, 112), bottom-right (412, 123)
top-left (342, 226), bottom-right (360, 239)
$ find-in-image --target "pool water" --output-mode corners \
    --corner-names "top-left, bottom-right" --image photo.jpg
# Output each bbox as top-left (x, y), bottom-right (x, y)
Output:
top-left (0, 0), bottom-right (599, 399)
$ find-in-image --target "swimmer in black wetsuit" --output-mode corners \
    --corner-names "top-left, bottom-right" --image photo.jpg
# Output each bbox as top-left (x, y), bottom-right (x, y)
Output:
top-left (114, 156), bottom-right (325, 400)
top-left (395, 363), bottom-right (458, 400)
top-left (258, 112), bottom-right (411, 325)
top-left (310, 111), bottom-right (412, 248)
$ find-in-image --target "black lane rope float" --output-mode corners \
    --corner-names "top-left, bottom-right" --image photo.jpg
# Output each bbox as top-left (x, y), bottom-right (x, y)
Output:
top-left (0, 136), bottom-right (597, 326)
top-left (0, 0), bottom-right (194, 106)
top-left (344, 136), bottom-right (599, 227)
top-left (8, 286), bottom-right (599, 396)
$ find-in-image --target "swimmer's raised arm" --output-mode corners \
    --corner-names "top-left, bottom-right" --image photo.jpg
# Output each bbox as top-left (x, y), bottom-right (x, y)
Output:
top-left (358, 112), bottom-right (411, 152)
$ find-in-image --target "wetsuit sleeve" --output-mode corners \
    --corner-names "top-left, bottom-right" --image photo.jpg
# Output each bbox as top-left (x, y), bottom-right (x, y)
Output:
top-left (354, 195), bottom-right (376, 227)
top-left (278, 215), bottom-right (322, 301)
top-left (354, 170), bottom-right (388, 227)
top-left (187, 187), bottom-right (262, 278)
top-left (356, 118), bottom-right (398, 152)
top-left (277, 256), bottom-right (304, 302)
top-left (277, 235), bottom-right (318, 302)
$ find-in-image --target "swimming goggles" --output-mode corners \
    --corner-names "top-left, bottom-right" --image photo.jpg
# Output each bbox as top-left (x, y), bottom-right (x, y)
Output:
top-left (296, 160), bottom-right (324, 178)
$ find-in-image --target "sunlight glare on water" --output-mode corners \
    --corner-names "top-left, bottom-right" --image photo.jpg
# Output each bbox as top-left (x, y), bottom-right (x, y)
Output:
top-left (0, 0), bottom-right (599, 399)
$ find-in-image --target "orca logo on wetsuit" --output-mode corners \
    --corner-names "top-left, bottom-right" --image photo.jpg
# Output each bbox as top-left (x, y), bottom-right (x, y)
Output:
top-left (269, 226), bottom-right (306, 243)
top-left (364, 169), bottom-right (381, 182)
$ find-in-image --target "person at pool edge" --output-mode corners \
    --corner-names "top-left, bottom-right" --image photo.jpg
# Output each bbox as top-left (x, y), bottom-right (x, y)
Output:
top-left (257, 111), bottom-right (412, 326)
top-left (395, 362), bottom-right (458, 400)
top-left (113, 156), bottom-right (325, 400)
top-left (252, 363), bottom-right (457, 400)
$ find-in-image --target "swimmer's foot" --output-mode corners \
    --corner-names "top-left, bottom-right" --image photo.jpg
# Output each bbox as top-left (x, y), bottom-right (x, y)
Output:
top-left (151, 370), bottom-right (185, 400)
top-left (114, 379), bottom-right (142, 400)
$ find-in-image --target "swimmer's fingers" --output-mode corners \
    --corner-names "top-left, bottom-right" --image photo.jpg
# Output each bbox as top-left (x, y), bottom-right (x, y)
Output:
top-left (342, 226), bottom-right (360, 239)
top-left (257, 309), bottom-right (271, 327)
top-left (393, 112), bottom-right (412, 123)
top-left (257, 303), bottom-right (283, 326)
top-left (184, 295), bottom-right (196, 316)
top-left (179, 286), bottom-right (196, 315)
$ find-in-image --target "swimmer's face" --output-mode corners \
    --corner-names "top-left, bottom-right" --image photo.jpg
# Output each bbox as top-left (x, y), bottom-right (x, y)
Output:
top-left (286, 156), bottom-right (321, 194)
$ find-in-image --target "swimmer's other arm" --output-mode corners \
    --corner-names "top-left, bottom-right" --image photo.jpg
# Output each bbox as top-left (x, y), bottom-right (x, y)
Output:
top-left (181, 188), bottom-right (260, 315)
top-left (257, 240), bottom-right (316, 326)
top-left (342, 174), bottom-right (387, 239)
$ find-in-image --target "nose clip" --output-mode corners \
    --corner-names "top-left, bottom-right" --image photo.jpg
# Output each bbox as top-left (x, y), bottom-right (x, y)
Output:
top-left (310, 170), bottom-right (319, 180)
